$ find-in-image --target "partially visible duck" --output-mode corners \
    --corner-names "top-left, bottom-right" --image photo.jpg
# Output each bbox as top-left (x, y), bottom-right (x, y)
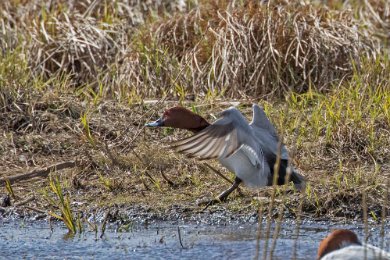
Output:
top-left (317, 229), bottom-right (390, 260)
top-left (146, 104), bottom-right (305, 203)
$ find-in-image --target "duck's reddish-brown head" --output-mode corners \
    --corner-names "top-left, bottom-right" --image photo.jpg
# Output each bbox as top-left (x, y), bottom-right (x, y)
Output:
top-left (317, 229), bottom-right (361, 259)
top-left (146, 107), bottom-right (209, 132)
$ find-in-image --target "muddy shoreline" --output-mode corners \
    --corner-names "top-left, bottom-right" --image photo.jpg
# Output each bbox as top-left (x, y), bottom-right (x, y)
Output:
top-left (1, 200), bottom-right (388, 227)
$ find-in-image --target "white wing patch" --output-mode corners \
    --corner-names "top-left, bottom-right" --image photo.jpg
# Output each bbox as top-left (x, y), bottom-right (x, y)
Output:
top-left (229, 144), bottom-right (263, 169)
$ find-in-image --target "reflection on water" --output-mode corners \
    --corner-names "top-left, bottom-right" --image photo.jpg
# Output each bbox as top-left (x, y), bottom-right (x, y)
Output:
top-left (0, 220), bottom-right (388, 259)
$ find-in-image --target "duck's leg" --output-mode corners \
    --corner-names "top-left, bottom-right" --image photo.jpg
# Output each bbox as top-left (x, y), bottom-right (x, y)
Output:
top-left (200, 177), bottom-right (242, 210)
top-left (217, 177), bottom-right (242, 202)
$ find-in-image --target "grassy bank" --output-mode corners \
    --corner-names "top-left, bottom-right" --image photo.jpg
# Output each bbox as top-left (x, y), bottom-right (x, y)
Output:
top-left (0, 0), bottom-right (389, 228)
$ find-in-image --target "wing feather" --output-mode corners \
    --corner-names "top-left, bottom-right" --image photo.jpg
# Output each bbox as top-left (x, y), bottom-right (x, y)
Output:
top-left (171, 122), bottom-right (240, 160)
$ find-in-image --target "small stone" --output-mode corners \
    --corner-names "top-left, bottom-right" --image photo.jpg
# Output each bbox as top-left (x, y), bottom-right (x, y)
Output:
top-left (0, 194), bottom-right (11, 207)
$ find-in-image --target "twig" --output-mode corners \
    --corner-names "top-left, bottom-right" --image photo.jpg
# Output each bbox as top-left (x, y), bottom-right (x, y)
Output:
top-left (204, 163), bottom-right (233, 184)
top-left (292, 193), bottom-right (305, 260)
top-left (255, 195), bottom-right (264, 260)
top-left (104, 140), bottom-right (120, 165)
top-left (362, 189), bottom-right (368, 243)
top-left (1, 161), bottom-right (77, 184)
top-left (100, 209), bottom-right (110, 238)
top-left (141, 100), bottom-right (241, 106)
top-left (14, 196), bottom-right (35, 207)
top-left (130, 148), bottom-right (158, 186)
top-left (83, 0), bottom-right (102, 18)
top-left (203, 163), bottom-right (243, 196)
top-left (177, 226), bottom-right (185, 249)
top-left (379, 180), bottom-right (388, 251)
top-left (141, 179), bottom-right (150, 191)
top-left (24, 206), bottom-right (46, 214)
top-left (143, 171), bottom-right (157, 186)
top-left (161, 171), bottom-right (175, 187)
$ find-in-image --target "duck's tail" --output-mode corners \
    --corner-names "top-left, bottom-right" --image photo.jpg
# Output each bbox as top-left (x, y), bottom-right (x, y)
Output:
top-left (268, 160), bottom-right (306, 191)
top-left (290, 168), bottom-right (306, 192)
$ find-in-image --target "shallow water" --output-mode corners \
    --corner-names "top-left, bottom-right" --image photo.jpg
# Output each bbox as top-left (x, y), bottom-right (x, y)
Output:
top-left (0, 220), bottom-right (389, 259)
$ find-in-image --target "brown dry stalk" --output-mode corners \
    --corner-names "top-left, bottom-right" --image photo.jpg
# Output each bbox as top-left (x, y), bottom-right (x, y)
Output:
top-left (24, 206), bottom-right (46, 214)
top-left (0, 161), bottom-right (77, 184)
top-left (203, 162), bottom-right (233, 185)
top-left (14, 196), bottom-right (35, 207)
top-left (255, 197), bottom-right (264, 260)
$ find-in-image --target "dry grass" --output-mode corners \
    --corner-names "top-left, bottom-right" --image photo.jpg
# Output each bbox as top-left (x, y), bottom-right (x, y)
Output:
top-left (1, 0), bottom-right (386, 101)
top-left (329, 0), bottom-right (389, 46)
top-left (0, 0), bottom-right (389, 223)
top-left (148, 0), bottom-right (381, 97)
top-left (0, 0), bottom-right (186, 94)
top-left (29, 13), bottom-right (119, 84)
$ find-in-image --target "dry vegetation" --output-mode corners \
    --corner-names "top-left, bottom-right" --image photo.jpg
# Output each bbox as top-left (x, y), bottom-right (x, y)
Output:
top-left (0, 0), bottom-right (389, 226)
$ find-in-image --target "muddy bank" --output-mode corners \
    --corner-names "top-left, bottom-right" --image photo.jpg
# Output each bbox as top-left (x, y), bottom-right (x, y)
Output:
top-left (0, 200), bottom-right (387, 228)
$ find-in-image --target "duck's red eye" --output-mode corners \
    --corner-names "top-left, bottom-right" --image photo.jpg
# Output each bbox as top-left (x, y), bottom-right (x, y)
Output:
top-left (163, 110), bottom-right (171, 117)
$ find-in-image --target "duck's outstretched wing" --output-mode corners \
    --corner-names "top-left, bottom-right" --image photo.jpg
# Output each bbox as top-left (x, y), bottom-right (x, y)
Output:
top-left (170, 117), bottom-right (241, 160)
top-left (250, 104), bottom-right (279, 139)
top-left (250, 104), bottom-right (290, 160)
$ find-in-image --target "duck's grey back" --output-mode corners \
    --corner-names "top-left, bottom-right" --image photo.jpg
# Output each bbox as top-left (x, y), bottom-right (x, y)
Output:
top-left (219, 107), bottom-right (252, 134)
